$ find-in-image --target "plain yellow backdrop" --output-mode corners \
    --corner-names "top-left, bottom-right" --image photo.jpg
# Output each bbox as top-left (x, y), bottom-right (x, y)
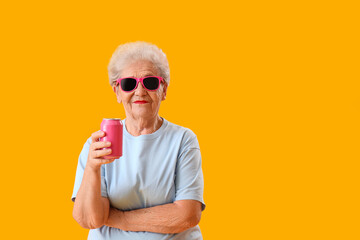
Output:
top-left (0, 0), bottom-right (359, 239)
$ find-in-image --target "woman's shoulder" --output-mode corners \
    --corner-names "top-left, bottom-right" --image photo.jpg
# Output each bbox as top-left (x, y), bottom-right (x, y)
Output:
top-left (84, 136), bottom-right (92, 146)
top-left (164, 119), bottom-right (197, 137)
top-left (164, 119), bottom-right (199, 149)
top-left (78, 136), bottom-right (92, 154)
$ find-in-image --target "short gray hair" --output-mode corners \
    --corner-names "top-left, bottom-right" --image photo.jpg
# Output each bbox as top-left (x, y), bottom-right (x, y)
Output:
top-left (107, 41), bottom-right (170, 86)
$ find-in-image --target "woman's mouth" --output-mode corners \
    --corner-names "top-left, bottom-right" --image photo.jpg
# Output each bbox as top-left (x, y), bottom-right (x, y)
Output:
top-left (133, 100), bottom-right (148, 104)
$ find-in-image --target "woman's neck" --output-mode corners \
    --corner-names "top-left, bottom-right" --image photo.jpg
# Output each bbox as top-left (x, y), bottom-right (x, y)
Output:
top-left (125, 115), bottom-right (163, 136)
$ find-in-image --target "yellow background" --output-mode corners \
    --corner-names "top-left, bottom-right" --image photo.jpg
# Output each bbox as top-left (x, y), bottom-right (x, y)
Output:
top-left (0, 0), bottom-right (359, 239)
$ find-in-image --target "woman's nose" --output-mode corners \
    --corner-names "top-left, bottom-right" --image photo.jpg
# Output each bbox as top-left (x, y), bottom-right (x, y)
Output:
top-left (134, 81), bottom-right (147, 95)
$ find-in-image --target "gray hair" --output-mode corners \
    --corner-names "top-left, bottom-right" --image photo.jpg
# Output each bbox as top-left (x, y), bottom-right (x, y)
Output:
top-left (107, 41), bottom-right (170, 86)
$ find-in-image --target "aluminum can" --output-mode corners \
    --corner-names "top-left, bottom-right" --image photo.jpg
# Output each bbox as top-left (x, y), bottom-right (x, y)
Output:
top-left (100, 118), bottom-right (123, 159)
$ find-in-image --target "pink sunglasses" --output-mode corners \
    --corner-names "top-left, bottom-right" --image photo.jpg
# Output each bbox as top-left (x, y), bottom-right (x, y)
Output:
top-left (116, 76), bottom-right (165, 92)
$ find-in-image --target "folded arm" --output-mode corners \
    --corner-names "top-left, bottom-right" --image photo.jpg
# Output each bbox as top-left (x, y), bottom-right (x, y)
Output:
top-left (105, 199), bottom-right (202, 234)
top-left (72, 166), bottom-right (111, 229)
top-left (72, 131), bottom-right (115, 229)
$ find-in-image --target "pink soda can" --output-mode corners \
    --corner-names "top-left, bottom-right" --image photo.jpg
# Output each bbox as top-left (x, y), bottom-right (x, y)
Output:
top-left (100, 118), bottom-right (123, 159)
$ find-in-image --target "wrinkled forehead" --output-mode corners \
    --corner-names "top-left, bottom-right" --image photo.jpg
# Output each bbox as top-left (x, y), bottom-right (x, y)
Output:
top-left (121, 60), bottom-right (159, 78)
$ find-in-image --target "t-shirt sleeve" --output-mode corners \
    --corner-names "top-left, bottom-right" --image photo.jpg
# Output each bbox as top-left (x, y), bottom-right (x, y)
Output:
top-left (174, 130), bottom-right (205, 211)
top-left (71, 137), bottom-right (108, 202)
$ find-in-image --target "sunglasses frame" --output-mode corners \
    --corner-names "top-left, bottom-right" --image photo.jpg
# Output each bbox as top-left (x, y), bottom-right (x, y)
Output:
top-left (116, 76), bottom-right (165, 92)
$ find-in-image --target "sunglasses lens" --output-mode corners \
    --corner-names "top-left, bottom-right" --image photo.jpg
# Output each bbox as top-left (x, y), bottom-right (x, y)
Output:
top-left (121, 78), bottom-right (137, 91)
top-left (143, 77), bottom-right (159, 90)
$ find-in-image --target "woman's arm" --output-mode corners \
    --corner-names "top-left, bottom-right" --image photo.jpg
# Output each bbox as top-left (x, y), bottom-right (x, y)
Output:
top-left (105, 133), bottom-right (205, 233)
top-left (72, 131), bottom-right (116, 229)
top-left (73, 167), bottom-right (110, 229)
top-left (105, 199), bottom-right (202, 233)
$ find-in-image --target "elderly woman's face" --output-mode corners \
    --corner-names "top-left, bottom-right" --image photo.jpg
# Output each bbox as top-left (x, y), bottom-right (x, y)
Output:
top-left (113, 60), bottom-right (167, 120)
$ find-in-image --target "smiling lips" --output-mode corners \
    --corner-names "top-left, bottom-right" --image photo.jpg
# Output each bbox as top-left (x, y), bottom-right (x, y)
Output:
top-left (133, 100), bottom-right (148, 104)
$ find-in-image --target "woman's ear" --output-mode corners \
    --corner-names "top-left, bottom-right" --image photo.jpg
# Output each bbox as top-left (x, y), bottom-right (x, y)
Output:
top-left (161, 83), bottom-right (167, 101)
top-left (113, 85), bottom-right (122, 104)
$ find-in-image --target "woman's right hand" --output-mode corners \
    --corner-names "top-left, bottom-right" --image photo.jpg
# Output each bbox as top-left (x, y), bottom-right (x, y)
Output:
top-left (87, 130), bottom-right (116, 169)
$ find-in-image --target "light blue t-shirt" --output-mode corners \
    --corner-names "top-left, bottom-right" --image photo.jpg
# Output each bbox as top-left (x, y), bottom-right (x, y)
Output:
top-left (72, 118), bottom-right (205, 240)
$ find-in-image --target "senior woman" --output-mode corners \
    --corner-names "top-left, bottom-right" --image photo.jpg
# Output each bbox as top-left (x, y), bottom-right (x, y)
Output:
top-left (71, 41), bottom-right (205, 240)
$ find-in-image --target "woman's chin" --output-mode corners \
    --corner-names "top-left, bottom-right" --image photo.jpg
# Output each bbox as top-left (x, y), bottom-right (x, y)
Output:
top-left (130, 110), bottom-right (154, 119)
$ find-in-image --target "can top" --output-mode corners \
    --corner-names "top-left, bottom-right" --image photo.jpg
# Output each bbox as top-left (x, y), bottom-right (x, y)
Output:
top-left (103, 118), bottom-right (122, 121)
